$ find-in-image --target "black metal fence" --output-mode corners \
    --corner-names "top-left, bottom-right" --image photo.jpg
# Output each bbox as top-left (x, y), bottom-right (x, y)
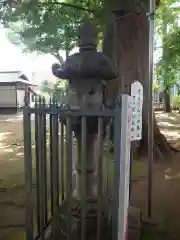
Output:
top-left (23, 98), bottom-right (122, 240)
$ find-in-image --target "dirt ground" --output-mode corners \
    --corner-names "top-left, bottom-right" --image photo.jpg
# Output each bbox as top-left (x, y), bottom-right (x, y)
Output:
top-left (0, 114), bottom-right (26, 240)
top-left (132, 111), bottom-right (180, 239)
top-left (1, 112), bottom-right (180, 239)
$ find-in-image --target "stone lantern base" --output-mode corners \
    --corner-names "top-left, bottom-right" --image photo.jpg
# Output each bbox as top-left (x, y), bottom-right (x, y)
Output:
top-left (71, 132), bottom-right (110, 239)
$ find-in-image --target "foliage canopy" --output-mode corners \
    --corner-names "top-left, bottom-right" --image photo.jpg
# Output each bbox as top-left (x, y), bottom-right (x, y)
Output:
top-left (0, 0), bottom-right (162, 59)
top-left (1, 0), bottom-right (180, 93)
top-left (156, 0), bottom-right (180, 92)
top-left (0, 0), bottom-right (106, 60)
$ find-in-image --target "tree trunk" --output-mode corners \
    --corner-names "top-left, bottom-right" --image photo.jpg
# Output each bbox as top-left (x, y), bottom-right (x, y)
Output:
top-left (163, 89), bottom-right (171, 113)
top-left (103, 11), bottom-right (174, 161)
top-left (162, 12), bottom-right (171, 114)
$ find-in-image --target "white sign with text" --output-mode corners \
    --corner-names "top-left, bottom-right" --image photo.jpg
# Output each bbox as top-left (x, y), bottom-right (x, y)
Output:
top-left (130, 81), bottom-right (143, 141)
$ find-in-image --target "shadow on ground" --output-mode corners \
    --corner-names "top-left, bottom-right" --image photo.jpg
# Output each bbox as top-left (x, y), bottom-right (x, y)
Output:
top-left (0, 115), bottom-right (29, 240)
top-left (155, 111), bottom-right (180, 147)
top-left (132, 159), bottom-right (180, 240)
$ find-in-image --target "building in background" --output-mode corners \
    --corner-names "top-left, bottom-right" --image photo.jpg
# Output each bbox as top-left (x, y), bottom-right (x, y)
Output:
top-left (0, 71), bottom-right (37, 113)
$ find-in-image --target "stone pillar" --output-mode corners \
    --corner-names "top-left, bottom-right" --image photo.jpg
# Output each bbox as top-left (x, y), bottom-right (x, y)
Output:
top-left (51, 21), bottom-right (118, 238)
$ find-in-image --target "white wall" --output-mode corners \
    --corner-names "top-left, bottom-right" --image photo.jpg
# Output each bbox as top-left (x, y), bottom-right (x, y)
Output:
top-left (17, 89), bottom-right (25, 107)
top-left (0, 86), bottom-right (16, 107)
top-left (0, 72), bottom-right (20, 82)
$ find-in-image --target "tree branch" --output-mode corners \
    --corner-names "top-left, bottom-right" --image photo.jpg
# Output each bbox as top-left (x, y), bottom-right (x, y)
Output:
top-left (46, 1), bottom-right (96, 13)
top-left (0, 0), bottom-right (97, 14)
top-left (52, 52), bottom-right (64, 64)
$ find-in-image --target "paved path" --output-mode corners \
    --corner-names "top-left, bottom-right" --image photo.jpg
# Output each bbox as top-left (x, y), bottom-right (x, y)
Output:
top-left (155, 111), bottom-right (180, 148)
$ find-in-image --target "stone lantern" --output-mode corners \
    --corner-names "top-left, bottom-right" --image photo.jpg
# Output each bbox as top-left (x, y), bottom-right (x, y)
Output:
top-left (52, 21), bottom-right (118, 236)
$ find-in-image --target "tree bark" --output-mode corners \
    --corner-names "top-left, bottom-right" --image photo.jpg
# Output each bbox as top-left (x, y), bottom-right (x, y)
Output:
top-left (103, 11), bottom-right (174, 161)
top-left (162, 11), bottom-right (171, 114)
top-left (163, 89), bottom-right (171, 113)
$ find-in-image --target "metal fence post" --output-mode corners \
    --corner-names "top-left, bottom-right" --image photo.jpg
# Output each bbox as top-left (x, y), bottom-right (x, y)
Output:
top-left (97, 117), bottom-right (104, 240)
top-left (66, 116), bottom-right (73, 240)
top-left (148, 0), bottom-right (156, 220)
top-left (112, 102), bottom-right (122, 240)
top-left (24, 104), bottom-right (117, 240)
top-left (81, 116), bottom-right (87, 240)
top-left (38, 97), bottom-right (46, 240)
top-left (23, 102), bottom-right (33, 240)
top-left (35, 98), bottom-right (40, 235)
top-left (116, 95), bottom-right (132, 240)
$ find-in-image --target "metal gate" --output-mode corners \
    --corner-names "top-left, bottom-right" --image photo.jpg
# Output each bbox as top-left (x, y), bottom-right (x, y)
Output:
top-left (23, 97), bottom-right (122, 240)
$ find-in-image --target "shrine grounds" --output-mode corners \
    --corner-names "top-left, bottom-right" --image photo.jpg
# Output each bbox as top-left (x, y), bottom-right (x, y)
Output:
top-left (1, 112), bottom-right (180, 239)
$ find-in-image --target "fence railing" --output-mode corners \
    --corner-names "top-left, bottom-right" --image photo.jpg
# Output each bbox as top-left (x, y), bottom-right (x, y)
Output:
top-left (23, 99), bottom-right (122, 240)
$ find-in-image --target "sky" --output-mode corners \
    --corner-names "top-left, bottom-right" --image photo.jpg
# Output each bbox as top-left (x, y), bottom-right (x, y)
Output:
top-left (0, 1), bottom-right (179, 80)
top-left (0, 25), bottom-right (161, 85)
top-left (0, 27), bottom-right (81, 85)
top-left (0, 27), bottom-right (66, 84)
top-left (1, 4), bottom-right (179, 86)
